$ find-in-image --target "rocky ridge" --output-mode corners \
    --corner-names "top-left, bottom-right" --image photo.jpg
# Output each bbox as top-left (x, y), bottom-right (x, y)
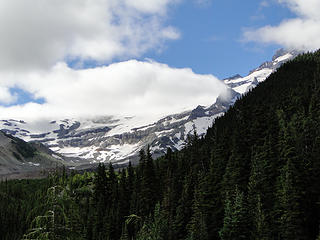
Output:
top-left (0, 131), bottom-right (65, 178)
top-left (0, 49), bottom-right (299, 168)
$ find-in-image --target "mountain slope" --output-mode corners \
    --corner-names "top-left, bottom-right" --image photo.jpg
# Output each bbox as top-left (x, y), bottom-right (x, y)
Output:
top-left (2, 50), bottom-right (320, 240)
top-left (0, 131), bottom-right (65, 178)
top-left (128, 49), bottom-right (320, 239)
top-left (191, 50), bottom-right (320, 239)
top-left (0, 49), bottom-right (300, 167)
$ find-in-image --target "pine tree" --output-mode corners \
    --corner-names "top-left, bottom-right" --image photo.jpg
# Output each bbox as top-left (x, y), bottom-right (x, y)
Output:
top-left (247, 143), bottom-right (273, 239)
top-left (174, 173), bottom-right (196, 240)
top-left (219, 186), bottom-right (249, 240)
top-left (93, 163), bottom-right (107, 203)
top-left (276, 158), bottom-right (306, 240)
top-left (136, 203), bottom-right (168, 240)
top-left (140, 146), bottom-right (157, 217)
top-left (275, 112), bottom-right (306, 239)
top-left (186, 172), bottom-right (209, 240)
top-left (22, 186), bottom-right (71, 240)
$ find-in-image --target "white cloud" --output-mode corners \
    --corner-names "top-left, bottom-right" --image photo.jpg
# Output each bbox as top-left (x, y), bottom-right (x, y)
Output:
top-left (244, 0), bottom-right (320, 51)
top-left (124, 0), bottom-right (173, 14)
top-left (0, 0), bottom-right (227, 121)
top-left (0, 61), bottom-right (226, 120)
top-left (0, 86), bottom-right (17, 104)
top-left (0, 0), bottom-right (179, 71)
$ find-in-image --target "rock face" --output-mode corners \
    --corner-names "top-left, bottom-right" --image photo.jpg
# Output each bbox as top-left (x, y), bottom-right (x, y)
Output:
top-left (0, 131), bottom-right (65, 178)
top-left (0, 49), bottom-right (300, 168)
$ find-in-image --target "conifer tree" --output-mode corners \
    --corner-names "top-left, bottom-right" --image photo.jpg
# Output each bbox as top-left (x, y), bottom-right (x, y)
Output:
top-left (186, 172), bottom-right (209, 240)
top-left (140, 146), bottom-right (156, 217)
top-left (219, 186), bottom-right (249, 240)
top-left (247, 143), bottom-right (273, 239)
top-left (136, 203), bottom-right (168, 240)
top-left (276, 158), bottom-right (305, 240)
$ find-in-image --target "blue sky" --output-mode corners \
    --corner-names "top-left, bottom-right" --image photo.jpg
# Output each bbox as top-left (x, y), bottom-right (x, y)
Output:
top-left (140, 0), bottom-right (294, 78)
top-left (0, 0), bottom-right (319, 119)
top-left (76, 0), bottom-right (296, 78)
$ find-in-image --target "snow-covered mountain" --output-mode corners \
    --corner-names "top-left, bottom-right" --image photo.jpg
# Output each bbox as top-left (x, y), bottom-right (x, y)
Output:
top-left (224, 49), bottom-right (300, 94)
top-left (0, 49), bottom-right (299, 169)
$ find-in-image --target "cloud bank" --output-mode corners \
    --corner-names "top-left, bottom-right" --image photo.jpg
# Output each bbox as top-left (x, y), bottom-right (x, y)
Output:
top-left (0, 61), bottom-right (226, 120)
top-left (0, 0), bottom-right (179, 71)
top-left (244, 0), bottom-right (320, 51)
top-left (0, 0), bottom-right (226, 120)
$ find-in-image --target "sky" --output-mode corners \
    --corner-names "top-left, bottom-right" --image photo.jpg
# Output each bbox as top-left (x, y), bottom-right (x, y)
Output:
top-left (0, 0), bottom-right (319, 120)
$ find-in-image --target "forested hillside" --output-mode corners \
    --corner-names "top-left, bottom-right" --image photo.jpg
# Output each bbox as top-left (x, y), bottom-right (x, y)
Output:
top-left (1, 50), bottom-right (320, 240)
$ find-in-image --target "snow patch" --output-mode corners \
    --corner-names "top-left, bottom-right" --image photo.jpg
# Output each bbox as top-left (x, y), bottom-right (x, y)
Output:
top-left (28, 162), bottom-right (40, 167)
top-left (273, 53), bottom-right (293, 64)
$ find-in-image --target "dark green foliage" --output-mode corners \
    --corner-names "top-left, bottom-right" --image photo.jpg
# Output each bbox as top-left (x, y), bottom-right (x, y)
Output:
top-left (186, 172), bottom-right (209, 240)
top-left (0, 178), bottom-right (51, 240)
top-left (140, 147), bottom-right (157, 217)
top-left (11, 137), bottom-right (36, 158)
top-left (136, 203), bottom-right (168, 240)
top-left (2, 51), bottom-right (320, 239)
top-left (219, 186), bottom-right (249, 240)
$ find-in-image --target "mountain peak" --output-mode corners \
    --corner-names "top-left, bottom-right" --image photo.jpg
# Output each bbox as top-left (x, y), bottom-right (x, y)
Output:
top-left (272, 48), bottom-right (303, 61)
top-left (272, 48), bottom-right (288, 60)
top-left (223, 74), bottom-right (242, 81)
top-left (0, 48), bottom-right (301, 172)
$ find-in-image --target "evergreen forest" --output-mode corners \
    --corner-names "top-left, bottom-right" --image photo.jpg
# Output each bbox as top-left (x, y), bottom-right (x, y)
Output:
top-left (1, 51), bottom-right (320, 239)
